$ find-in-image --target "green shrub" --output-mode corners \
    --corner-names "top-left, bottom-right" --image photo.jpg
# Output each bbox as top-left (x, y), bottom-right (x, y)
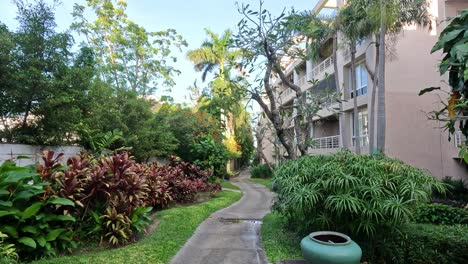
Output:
top-left (0, 160), bottom-right (76, 259)
top-left (362, 223), bottom-right (468, 264)
top-left (273, 150), bottom-right (445, 237)
top-left (413, 203), bottom-right (468, 225)
top-left (190, 136), bottom-right (229, 177)
top-left (250, 164), bottom-right (272, 179)
top-left (433, 176), bottom-right (468, 202)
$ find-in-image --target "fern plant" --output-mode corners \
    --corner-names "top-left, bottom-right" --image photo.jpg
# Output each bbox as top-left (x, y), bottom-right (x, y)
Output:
top-left (273, 150), bottom-right (445, 238)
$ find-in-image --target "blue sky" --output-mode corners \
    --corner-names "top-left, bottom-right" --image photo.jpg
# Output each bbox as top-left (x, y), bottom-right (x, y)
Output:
top-left (0, 0), bottom-right (318, 105)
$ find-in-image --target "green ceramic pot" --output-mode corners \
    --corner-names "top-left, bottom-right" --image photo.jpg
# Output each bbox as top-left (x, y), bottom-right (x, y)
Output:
top-left (300, 231), bottom-right (362, 264)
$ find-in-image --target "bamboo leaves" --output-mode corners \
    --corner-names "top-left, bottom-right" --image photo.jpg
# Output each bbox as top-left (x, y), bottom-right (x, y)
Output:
top-left (273, 150), bottom-right (445, 237)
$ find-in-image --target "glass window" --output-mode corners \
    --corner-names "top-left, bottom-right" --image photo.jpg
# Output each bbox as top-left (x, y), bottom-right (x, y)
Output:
top-left (350, 63), bottom-right (368, 98)
top-left (351, 109), bottom-right (369, 147)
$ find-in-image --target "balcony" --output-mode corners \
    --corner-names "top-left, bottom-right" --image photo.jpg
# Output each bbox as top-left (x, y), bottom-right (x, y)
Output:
top-left (455, 131), bottom-right (466, 146)
top-left (312, 135), bottom-right (340, 149)
top-left (309, 56), bottom-right (334, 82)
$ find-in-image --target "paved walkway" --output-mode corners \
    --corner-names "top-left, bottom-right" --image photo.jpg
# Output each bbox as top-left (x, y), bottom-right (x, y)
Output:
top-left (170, 170), bottom-right (274, 264)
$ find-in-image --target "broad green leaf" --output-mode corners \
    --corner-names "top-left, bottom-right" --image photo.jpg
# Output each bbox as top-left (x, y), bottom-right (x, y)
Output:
top-left (432, 29), bottom-right (463, 52)
top-left (4, 171), bottom-right (38, 183)
top-left (0, 201), bottom-right (12, 207)
top-left (21, 202), bottom-right (43, 221)
top-left (38, 222), bottom-right (49, 229)
top-left (45, 228), bottom-right (65, 241)
top-left (18, 237), bottom-right (36, 248)
top-left (0, 210), bottom-right (16, 217)
top-left (22, 226), bottom-right (38, 234)
top-left (0, 226), bottom-right (18, 238)
top-left (13, 191), bottom-right (36, 200)
top-left (36, 236), bottom-right (46, 247)
top-left (0, 190), bottom-right (10, 195)
top-left (48, 198), bottom-right (75, 207)
top-left (51, 215), bottom-right (76, 222)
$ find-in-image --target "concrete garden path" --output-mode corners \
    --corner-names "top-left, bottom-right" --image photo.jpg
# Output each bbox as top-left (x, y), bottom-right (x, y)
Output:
top-left (170, 170), bottom-right (274, 264)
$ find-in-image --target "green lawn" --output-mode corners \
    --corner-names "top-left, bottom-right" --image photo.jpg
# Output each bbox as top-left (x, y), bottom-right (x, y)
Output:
top-left (218, 179), bottom-right (240, 190)
top-left (249, 178), bottom-right (273, 190)
top-left (261, 212), bottom-right (303, 263)
top-left (33, 191), bottom-right (242, 264)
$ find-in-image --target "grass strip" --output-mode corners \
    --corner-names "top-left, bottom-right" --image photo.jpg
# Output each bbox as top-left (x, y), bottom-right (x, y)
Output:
top-left (261, 212), bottom-right (303, 263)
top-left (249, 178), bottom-right (273, 190)
top-left (33, 191), bottom-right (242, 264)
top-left (218, 179), bottom-right (241, 190)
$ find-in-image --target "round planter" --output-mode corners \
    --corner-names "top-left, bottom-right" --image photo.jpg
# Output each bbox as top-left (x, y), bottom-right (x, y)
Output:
top-left (300, 231), bottom-right (362, 264)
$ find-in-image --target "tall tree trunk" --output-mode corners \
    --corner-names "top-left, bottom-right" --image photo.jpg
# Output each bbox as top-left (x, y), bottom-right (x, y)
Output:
top-left (368, 33), bottom-right (380, 155)
top-left (351, 43), bottom-right (361, 154)
top-left (255, 128), bottom-right (273, 170)
top-left (251, 58), bottom-right (297, 160)
top-left (333, 32), bottom-right (344, 148)
top-left (377, 1), bottom-right (387, 153)
top-left (22, 99), bottom-right (32, 129)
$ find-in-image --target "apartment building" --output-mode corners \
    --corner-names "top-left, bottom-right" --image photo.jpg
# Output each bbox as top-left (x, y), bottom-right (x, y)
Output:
top-left (258, 0), bottom-right (468, 180)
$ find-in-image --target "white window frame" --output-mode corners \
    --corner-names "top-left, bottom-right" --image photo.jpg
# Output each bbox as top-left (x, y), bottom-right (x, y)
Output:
top-left (351, 109), bottom-right (369, 147)
top-left (350, 62), bottom-right (368, 98)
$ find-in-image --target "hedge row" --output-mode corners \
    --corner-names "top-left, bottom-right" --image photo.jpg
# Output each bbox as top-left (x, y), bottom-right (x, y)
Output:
top-left (361, 223), bottom-right (468, 264)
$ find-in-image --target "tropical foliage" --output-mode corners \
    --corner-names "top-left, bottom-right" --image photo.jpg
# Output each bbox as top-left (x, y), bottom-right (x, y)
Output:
top-left (273, 151), bottom-right (445, 237)
top-left (250, 164), bottom-right (273, 179)
top-left (0, 159), bottom-right (77, 259)
top-left (422, 9), bottom-right (468, 162)
top-left (187, 29), bottom-right (253, 167)
top-left (413, 203), bottom-right (468, 226)
top-left (363, 223), bottom-right (468, 264)
top-left (0, 150), bottom-right (220, 261)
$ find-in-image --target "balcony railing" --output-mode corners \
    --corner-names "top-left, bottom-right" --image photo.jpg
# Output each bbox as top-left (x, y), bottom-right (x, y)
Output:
top-left (455, 131), bottom-right (466, 146)
top-left (310, 56), bottom-right (334, 79)
top-left (311, 135), bottom-right (340, 149)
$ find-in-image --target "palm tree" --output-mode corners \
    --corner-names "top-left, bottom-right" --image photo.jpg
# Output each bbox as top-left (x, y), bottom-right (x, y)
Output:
top-left (187, 28), bottom-right (243, 85)
top-left (337, 3), bottom-right (373, 154)
top-left (187, 29), bottom-right (245, 169)
top-left (341, 0), bottom-right (432, 153)
top-left (187, 28), bottom-right (244, 126)
top-left (377, 0), bottom-right (432, 152)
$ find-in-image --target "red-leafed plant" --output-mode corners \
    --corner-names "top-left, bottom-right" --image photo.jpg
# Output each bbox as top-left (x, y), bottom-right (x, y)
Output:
top-left (37, 151), bottom-right (220, 247)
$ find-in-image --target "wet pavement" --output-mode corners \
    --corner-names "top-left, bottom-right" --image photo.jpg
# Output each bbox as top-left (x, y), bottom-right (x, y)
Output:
top-left (170, 170), bottom-right (274, 264)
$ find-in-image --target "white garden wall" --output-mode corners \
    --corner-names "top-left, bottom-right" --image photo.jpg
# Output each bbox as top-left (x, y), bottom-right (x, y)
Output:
top-left (0, 144), bottom-right (82, 166)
